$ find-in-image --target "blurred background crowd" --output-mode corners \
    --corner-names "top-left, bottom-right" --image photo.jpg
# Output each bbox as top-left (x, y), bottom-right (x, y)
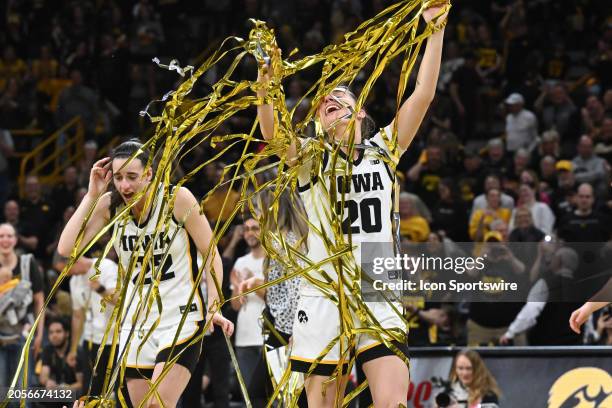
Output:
top-left (0, 0), bottom-right (611, 406)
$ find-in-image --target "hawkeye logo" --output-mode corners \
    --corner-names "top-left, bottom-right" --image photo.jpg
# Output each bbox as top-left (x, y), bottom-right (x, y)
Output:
top-left (548, 367), bottom-right (612, 408)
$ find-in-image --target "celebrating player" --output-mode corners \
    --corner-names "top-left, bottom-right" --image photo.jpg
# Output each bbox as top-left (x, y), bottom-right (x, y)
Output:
top-left (256, 5), bottom-right (448, 407)
top-left (57, 140), bottom-right (233, 407)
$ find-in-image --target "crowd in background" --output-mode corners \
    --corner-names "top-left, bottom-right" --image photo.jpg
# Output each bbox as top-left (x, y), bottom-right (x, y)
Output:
top-left (0, 0), bottom-right (611, 405)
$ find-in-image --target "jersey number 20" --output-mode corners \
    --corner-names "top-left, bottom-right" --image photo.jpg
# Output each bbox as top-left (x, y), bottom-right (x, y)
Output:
top-left (335, 198), bottom-right (382, 234)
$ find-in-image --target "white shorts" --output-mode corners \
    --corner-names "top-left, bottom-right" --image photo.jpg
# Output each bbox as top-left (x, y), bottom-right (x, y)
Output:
top-left (119, 319), bottom-right (204, 379)
top-left (290, 294), bottom-right (408, 375)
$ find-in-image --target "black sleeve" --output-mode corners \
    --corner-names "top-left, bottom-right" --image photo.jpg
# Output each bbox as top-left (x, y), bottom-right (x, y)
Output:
top-left (482, 392), bottom-right (499, 403)
top-left (75, 348), bottom-right (86, 374)
top-left (40, 346), bottom-right (53, 366)
top-left (28, 256), bottom-right (44, 295)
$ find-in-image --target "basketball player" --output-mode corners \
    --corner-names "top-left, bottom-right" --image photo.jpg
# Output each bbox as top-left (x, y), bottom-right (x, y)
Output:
top-left (57, 140), bottom-right (234, 407)
top-left (256, 5), bottom-right (448, 407)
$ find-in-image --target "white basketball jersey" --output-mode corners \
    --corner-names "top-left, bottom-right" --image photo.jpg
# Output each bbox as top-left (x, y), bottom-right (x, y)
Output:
top-left (69, 258), bottom-right (118, 345)
top-left (113, 187), bottom-right (205, 329)
top-left (298, 126), bottom-right (403, 296)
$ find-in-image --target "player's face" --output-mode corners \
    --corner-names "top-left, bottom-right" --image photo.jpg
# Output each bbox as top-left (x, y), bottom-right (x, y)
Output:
top-left (112, 158), bottom-right (152, 203)
top-left (0, 225), bottom-right (17, 255)
top-left (243, 218), bottom-right (261, 248)
top-left (455, 355), bottom-right (473, 386)
top-left (317, 89), bottom-right (360, 140)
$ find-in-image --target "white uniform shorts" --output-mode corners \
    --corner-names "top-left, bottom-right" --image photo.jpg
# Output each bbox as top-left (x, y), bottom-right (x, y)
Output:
top-left (119, 319), bottom-right (204, 379)
top-left (290, 294), bottom-right (408, 376)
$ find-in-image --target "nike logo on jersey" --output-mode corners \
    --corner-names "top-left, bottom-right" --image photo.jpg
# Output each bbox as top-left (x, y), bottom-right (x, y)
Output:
top-left (179, 303), bottom-right (198, 314)
top-left (336, 171), bottom-right (384, 194)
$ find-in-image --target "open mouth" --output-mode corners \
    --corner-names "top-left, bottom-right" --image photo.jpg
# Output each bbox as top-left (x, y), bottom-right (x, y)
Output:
top-left (123, 192), bottom-right (134, 200)
top-left (325, 104), bottom-right (341, 115)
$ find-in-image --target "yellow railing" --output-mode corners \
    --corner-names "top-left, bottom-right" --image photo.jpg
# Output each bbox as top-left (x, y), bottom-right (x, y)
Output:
top-left (18, 116), bottom-right (84, 198)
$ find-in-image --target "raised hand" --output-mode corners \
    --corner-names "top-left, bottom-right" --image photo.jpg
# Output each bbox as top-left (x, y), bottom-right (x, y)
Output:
top-left (88, 157), bottom-right (112, 197)
top-left (422, 3), bottom-right (449, 24)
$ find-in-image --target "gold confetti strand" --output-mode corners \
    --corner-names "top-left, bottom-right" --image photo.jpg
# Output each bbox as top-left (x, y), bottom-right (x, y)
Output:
top-left (223, 332), bottom-right (253, 408)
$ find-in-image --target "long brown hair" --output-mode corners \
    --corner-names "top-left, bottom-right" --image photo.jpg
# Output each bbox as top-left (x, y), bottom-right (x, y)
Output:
top-left (449, 349), bottom-right (501, 405)
top-left (258, 188), bottom-right (308, 280)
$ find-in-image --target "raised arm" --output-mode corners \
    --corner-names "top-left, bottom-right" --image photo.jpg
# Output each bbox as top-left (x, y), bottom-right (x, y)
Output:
top-left (174, 187), bottom-right (234, 335)
top-left (57, 158), bottom-right (112, 257)
top-left (256, 63), bottom-right (298, 163)
top-left (392, 6), bottom-right (447, 151)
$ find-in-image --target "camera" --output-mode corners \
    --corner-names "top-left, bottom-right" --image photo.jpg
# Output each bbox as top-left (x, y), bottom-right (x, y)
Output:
top-left (435, 392), bottom-right (453, 407)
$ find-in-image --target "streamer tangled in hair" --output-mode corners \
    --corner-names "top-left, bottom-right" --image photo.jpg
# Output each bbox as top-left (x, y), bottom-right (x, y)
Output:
top-left (12, 1), bottom-right (450, 407)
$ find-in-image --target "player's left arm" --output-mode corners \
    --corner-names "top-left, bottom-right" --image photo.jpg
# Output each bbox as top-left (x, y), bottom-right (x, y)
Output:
top-left (391, 5), bottom-right (448, 151)
top-left (174, 187), bottom-right (234, 335)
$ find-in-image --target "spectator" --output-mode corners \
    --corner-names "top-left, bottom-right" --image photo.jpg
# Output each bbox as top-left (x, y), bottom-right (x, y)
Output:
top-left (76, 140), bottom-right (99, 188)
top-left (55, 69), bottom-right (99, 137)
top-left (2, 200), bottom-right (38, 254)
top-left (18, 175), bottom-right (53, 260)
top-left (535, 83), bottom-right (577, 141)
top-left (406, 233), bottom-right (464, 347)
top-left (593, 116), bottom-right (612, 164)
top-left (0, 265), bottom-right (32, 382)
top-left (399, 193), bottom-right (431, 242)
top-left (550, 160), bottom-right (577, 219)
top-left (538, 155), bottom-right (557, 191)
top-left (519, 170), bottom-right (550, 204)
top-left (471, 175), bottom-right (515, 216)
top-left (482, 138), bottom-right (510, 178)
top-left (467, 228), bottom-right (526, 346)
top-left (0, 223), bottom-right (45, 386)
top-left (581, 95), bottom-right (606, 138)
top-left (504, 148), bottom-right (531, 193)
top-left (446, 349), bottom-right (501, 407)
top-left (572, 135), bottom-right (609, 196)
top-left (432, 178), bottom-right (469, 242)
top-left (530, 129), bottom-right (561, 169)
top-left (557, 183), bottom-right (610, 243)
top-left (0, 77), bottom-right (30, 129)
top-left (240, 189), bottom-right (308, 408)
top-left (407, 144), bottom-right (451, 209)
top-left (203, 162), bottom-right (241, 224)
top-left (50, 166), bottom-right (79, 220)
top-left (32, 45), bottom-right (59, 83)
top-left (0, 130), bottom-right (14, 208)
top-left (469, 188), bottom-right (511, 242)
top-left (508, 206), bottom-right (545, 243)
top-left (449, 51), bottom-right (482, 141)
top-left (504, 93), bottom-right (538, 152)
top-left (501, 245), bottom-right (581, 346)
top-left (39, 318), bottom-right (84, 405)
top-left (0, 46), bottom-right (27, 88)
top-left (66, 256), bottom-right (118, 397)
top-left (509, 182), bottom-right (555, 234)
top-left (230, 216), bottom-right (265, 398)
top-left (457, 147), bottom-right (484, 203)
